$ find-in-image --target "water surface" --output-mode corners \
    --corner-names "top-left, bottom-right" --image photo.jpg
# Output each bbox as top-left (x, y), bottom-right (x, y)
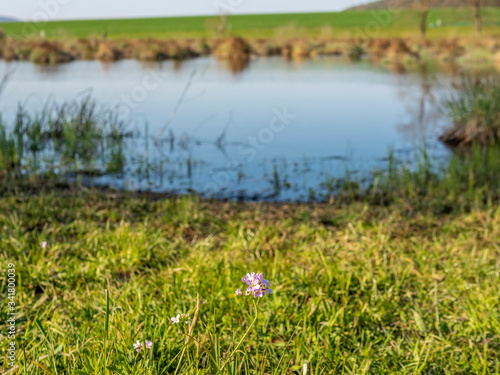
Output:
top-left (0, 57), bottom-right (450, 200)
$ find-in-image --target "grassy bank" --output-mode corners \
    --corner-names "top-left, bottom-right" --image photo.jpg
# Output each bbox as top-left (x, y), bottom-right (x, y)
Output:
top-left (2, 9), bottom-right (500, 39)
top-left (0, 185), bottom-right (499, 374)
top-left (1, 132), bottom-right (500, 373)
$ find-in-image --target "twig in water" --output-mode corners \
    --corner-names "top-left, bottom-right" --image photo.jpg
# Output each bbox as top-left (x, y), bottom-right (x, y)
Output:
top-left (155, 70), bottom-right (197, 145)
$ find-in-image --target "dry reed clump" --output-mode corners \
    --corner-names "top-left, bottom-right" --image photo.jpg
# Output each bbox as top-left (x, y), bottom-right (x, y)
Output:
top-left (316, 41), bottom-right (345, 56)
top-left (280, 44), bottom-right (292, 59)
top-left (29, 40), bottom-right (74, 64)
top-left (384, 39), bottom-right (419, 62)
top-left (2, 40), bottom-right (32, 61)
top-left (133, 39), bottom-right (169, 61)
top-left (134, 39), bottom-right (195, 61)
top-left (1, 39), bottom-right (73, 64)
top-left (408, 38), bottom-right (433, 50)
top-left (1, 35), bottom-right (498, 68)
top-left (441, 118), bottom-right (500, 146)
top-left (114, 40), bottom-right (134, 59)
top-left (165, 40), bottom-right (194, 60)
top-left (290, 40), bottom-right (315, 59)
top-left (203, 38), bottom-right (219, 53)
top-left (1, 46), bottom-right (15, 61)
top-left (64, 39), bottom-right (95, 60)
top-left (174, 39), bottom-right (199, 58)
top-left (126, 39), bottom-right (199, 61)
top-left (95, 41), bottom-right (122, 61)
top-left (365, 38), bottom-right (422, 67)
top-left (440, 75), bottom-right (500, 147)
top-left (314, 40), bottom-right (364, 60)
top-left (214, 36), bottom-right (251, 61)
top-left (406, 39), bottom-right (435, 61)
top-left (186, 38), bottom-right (211, 56)
top-left (366, 38), bottom-right (418, 62)
top-left (248, 39), bottom-right (281, 57)
top-left (365, 38), bottom-right (392, 56)
top-left (479, 37), bottom-right (500, 53)
top-left (431, 39), bottom-right (464, 62)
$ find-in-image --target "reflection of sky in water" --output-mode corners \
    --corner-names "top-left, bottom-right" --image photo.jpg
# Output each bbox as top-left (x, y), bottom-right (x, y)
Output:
top-left (0, 57), bottom-right (451, 201)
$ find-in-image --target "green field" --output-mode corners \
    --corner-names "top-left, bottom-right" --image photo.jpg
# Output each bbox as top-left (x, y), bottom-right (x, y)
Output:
top-left (2, 8), bottom-right (500, 39)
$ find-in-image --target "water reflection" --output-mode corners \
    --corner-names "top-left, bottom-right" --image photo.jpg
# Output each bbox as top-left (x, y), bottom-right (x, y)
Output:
top-left (397, 67), bottom-right (442, 142)
top-left (1, 57), bottom-right (458, 201)
top-left (224, 57), bottom-right (250, 74)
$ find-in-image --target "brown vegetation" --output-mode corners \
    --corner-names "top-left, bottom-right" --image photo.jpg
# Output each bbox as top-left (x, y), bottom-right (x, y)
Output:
top-left (366, 38), bottom-right (420, 63)
top-left (431, 38), bottom-right (464, 61)
top-left (440, 121), bottom-right (498, 146)
top-left (0, 39), bottom-right (72, 64)
top-left (132, 39), bottom-right (199, 61)
top-left (95, 41), bottom-right (122, 61)
top-left (214, 36), bottom-right (251, 61)
top-left (248, 39), bottom-right (281, 57)
top-left (440, 75), bottom-right (500, 147)
top-left (290, 40), bottom-right (315, 59)
top-left (0, 35), bottom-right (498, 71)
top-left (29, 40), bottom-right (73, 64)
top-left (187, 38), bottom-right (212, 56)
top-left (65, 39), bottom-right (96, 60)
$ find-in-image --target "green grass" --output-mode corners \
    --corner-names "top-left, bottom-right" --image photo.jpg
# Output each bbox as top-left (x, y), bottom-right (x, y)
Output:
top-left (0, 96), bottom-right (127, 178)
top-left (441, 74), bottom-right (500, 146)
top-left (1, 166), bottom-right (500, 373)
top-left (2, 8), bottom-right (500, 39)
top-left (1, 126), bottom-right (500, 375)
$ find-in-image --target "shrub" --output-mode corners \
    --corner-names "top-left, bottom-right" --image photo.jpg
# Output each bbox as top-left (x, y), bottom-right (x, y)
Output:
top-left (29, 41), bottom-right (73, 65)
top-left (95, 41), bottom-right (122, 61)
top-left (441, 74), bottom-right (500, 146)
top-left (214, 36), bottom-right (250, 61)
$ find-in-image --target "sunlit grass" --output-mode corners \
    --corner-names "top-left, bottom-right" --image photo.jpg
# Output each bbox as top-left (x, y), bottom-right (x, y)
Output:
top-left (1, 8), bottom-right (500, 39)
top-left (1, 180), bottom-right (499, 373)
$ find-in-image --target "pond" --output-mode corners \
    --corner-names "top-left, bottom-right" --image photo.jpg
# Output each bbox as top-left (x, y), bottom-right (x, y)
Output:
top-left (0, 57), bottom-right (452, 201)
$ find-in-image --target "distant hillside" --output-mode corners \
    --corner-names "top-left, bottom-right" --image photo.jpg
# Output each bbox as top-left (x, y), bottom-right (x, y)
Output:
top-left (349, 0), bottom-right (500, 10)
top-left (0, 16), bottom-right (18, 23)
